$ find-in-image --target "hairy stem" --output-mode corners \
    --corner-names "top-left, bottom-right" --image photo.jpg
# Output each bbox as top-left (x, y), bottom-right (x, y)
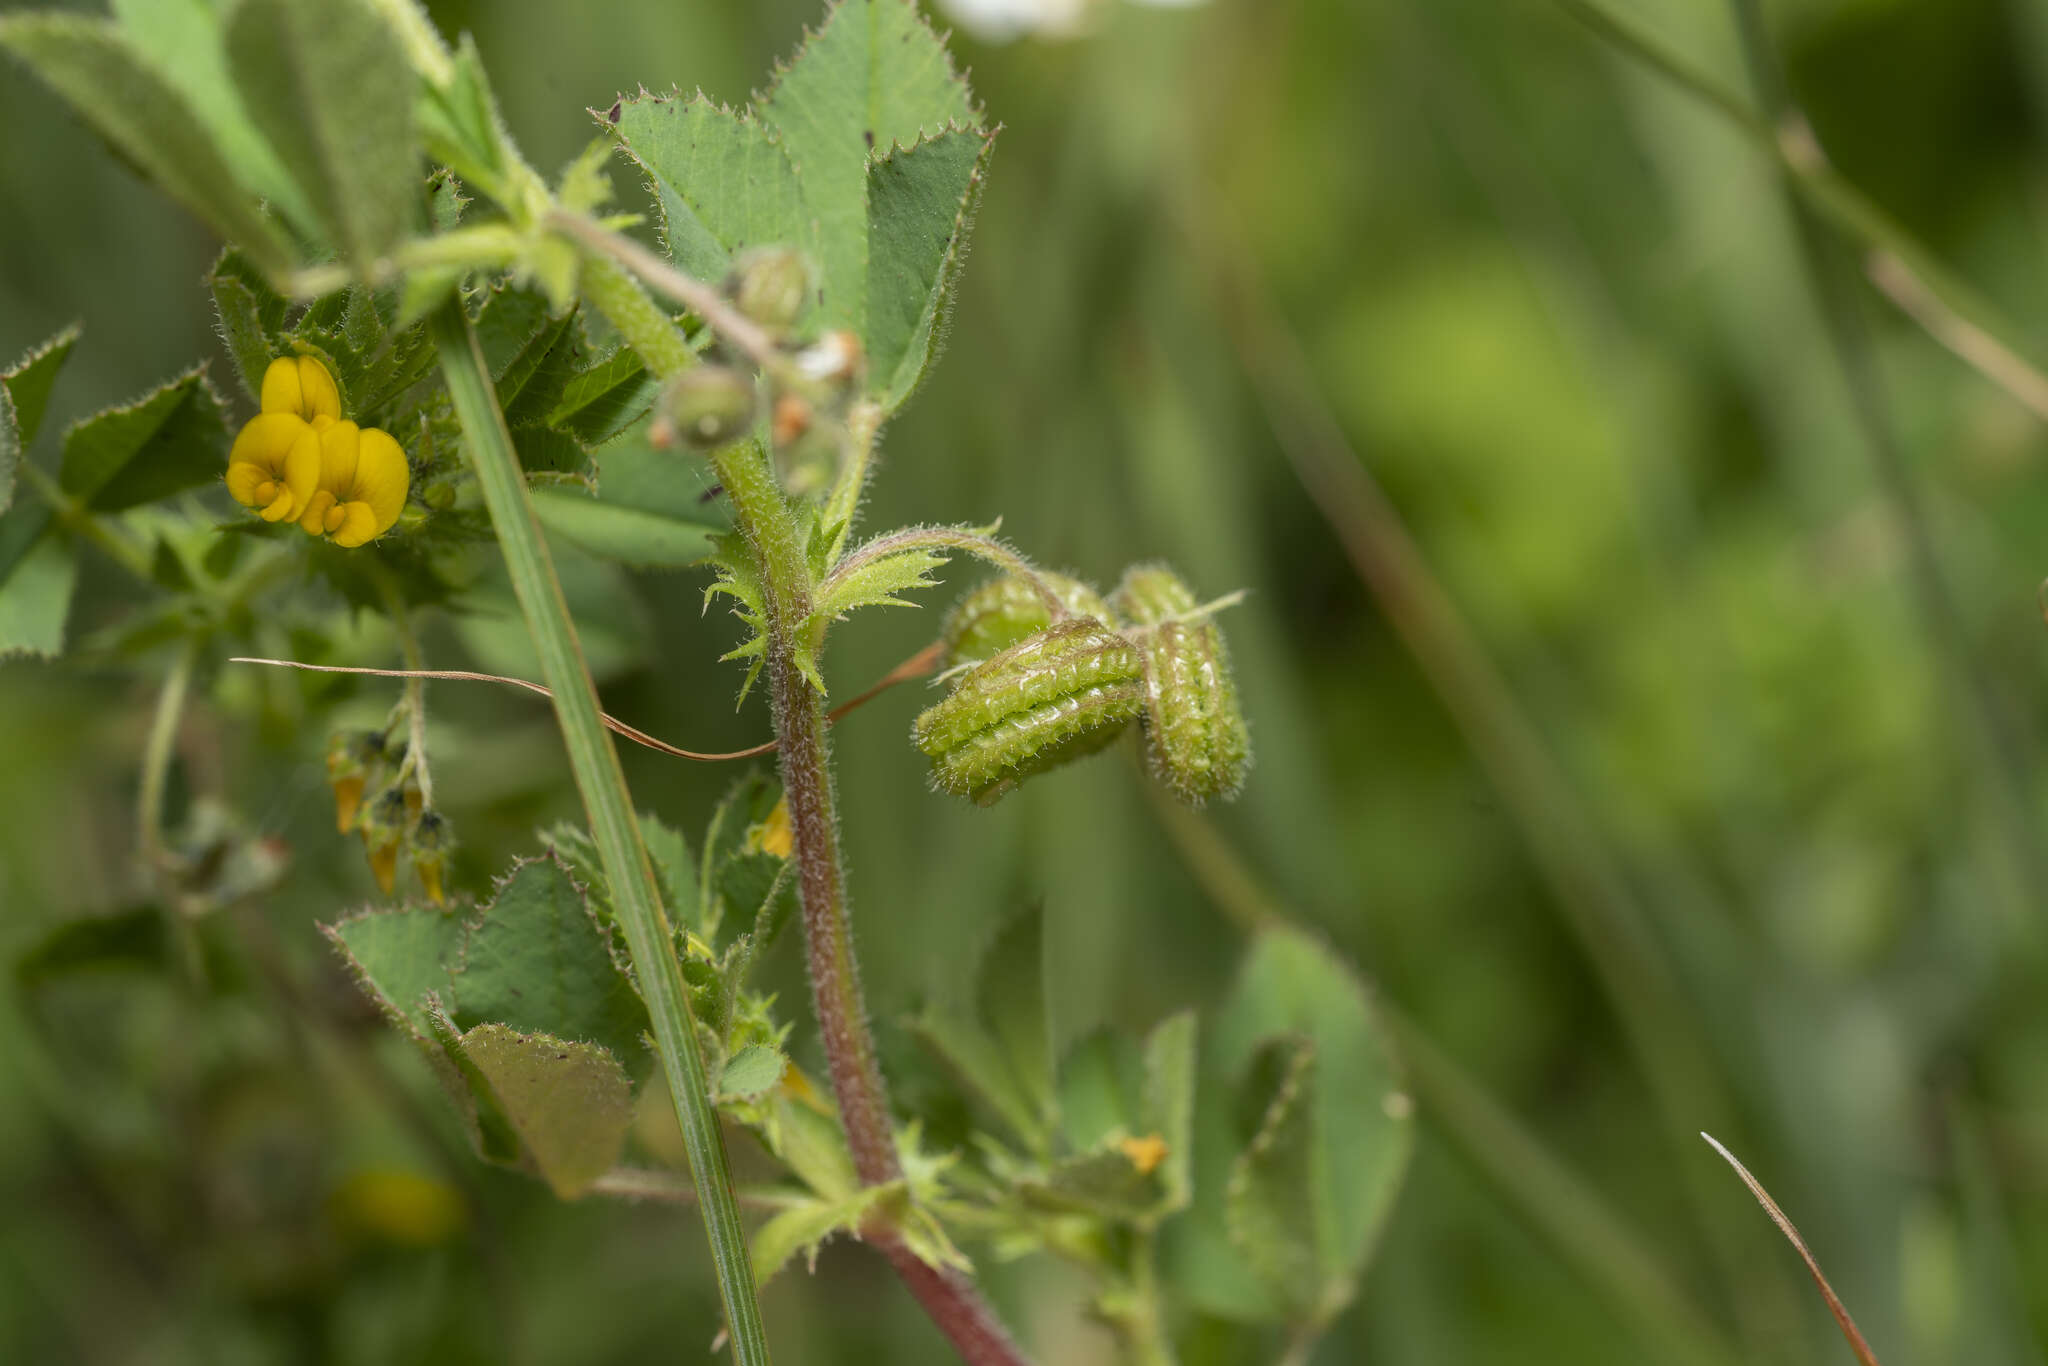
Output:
top-left (710, 437), bottom-right (1034, 1366)
top-left (709, 440), bottom-right (899, 1185)
top-left (429, 301), bottom-right (774, 1366)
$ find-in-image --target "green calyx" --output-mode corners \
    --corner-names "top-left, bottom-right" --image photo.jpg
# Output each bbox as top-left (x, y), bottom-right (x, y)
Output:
top-left (1111, 564), bottom-right (1251, 806)
top-left (913, 617), bottom-right (1145, 805)
top-left (940, 570), bottom-right (1113, 668)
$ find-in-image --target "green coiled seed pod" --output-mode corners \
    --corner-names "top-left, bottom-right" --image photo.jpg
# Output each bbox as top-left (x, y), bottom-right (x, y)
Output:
top-left (1111, 564), bottom-right (1251, 806)
top-left (940, 571), bottom-right (1113, 668)
top-left (913, 617), bottom-right (1145, 806)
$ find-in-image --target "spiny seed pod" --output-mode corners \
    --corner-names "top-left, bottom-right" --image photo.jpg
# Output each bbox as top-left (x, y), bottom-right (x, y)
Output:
top-left (913, 618), bottom-right (1145, 806)
top-left (1111, 564), bottom-right (1251, 806)
top-left (941, 572), bottom-right (1114, 668)
top-left (730, 247), bottom-right (813, 334)
top-left (650, 366), bottom-right (756, 451)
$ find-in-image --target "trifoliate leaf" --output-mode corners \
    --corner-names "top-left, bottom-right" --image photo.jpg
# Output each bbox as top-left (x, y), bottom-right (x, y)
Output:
top-left (0, 529), bottom-right (78, 660)
top-left (539, 812), bottom-right (697, 935)
top-left (758, 0), bottom-right (977, 341)
top-left (225, 0), bottom-right (417, 270)
top-left (496, 309), bottom-right (585, 428)
top-left (58, 368), bottom-right (229, 512)
top-left (454, 1022), bottom-right (634, 1199)
top-left (449, 857), bottom-right (652, 1069)
top-left (977, 903), bottom-right (1056, 1140)
top-left (1141, 1010), bottom-right (1198, 1212)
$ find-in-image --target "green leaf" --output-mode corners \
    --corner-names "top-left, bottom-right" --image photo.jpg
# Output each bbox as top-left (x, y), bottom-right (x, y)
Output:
top-left (751, 1183), bottom-right (894, 1284)
top-left (540, 811), bottom-right (697, 934)
top-left (1141, 1010), bottom-right (1198, 1212)
top-left (758, 0), bottom-right (977, 341)
top-left (0, 15), bottom-right (294, 274)
top-left (548, 346), bottom-right (659, 446)
top-left (718, 1043), bottom-right (787, 1101)
top-left (450, 856), bottom-right (653, 1067)
top-left (323, 905), bottom-right (465, 1038)
top-left (1174, 927), bottom-right (1414, 1328)
top-left (110, 0), bottom-right (315, 234)
top-left (531, 490), bottom-right (720, 571)
top-left (224, 0), bottom-right (417, 268)
top-left (0, 388), bottom-right (18, 523)
top-left (58, 368), bottom-right (229, 511)
top-left (0, 522), bottom-right (77, 658)
top-left (3, 324), bottom-right (80, 453)
top-left (454, 1022), bottom-right (634, 1199)
top-left (865, 127), bottom-right (993, 407)
top-left (511, 425), bottom-right (591, 479)
top-left (609, 92), bottom-right (817, 288)
top-left (495, 309), bottom-right (583, 426)
top-left (208, 249), bottom-right (288, 403)
top-left (416, 34), bottom-right (510, 196)
top-left (1224, 1037), bottom-right (1322, 1317)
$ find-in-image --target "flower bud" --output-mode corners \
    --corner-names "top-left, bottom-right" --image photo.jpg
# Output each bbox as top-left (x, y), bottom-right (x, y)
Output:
top-left (651, 367), bottom-right (757, 451)
top-left (913, 618), bottom-right (1144, 805)
top-left (730, 247), bottom-right (813, 334)
top-left (941, 572), bottom-right (1113, 668)
top-left (1111, 564), bottom-right (1250, 806)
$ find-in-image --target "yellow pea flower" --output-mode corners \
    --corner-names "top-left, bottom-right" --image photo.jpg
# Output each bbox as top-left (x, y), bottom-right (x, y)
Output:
top-left (226, 355), bottom-right (342, 524)
top-left (293, 419), bottom-right (410, 548)
top-left (225, 412), bottom-right (322, 522)
top-left (260, 354), bottom-right (341, 426)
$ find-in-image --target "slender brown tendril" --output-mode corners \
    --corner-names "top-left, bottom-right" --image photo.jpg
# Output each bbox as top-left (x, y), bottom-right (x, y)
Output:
top-left (227, 639), bottom-right (945, 762)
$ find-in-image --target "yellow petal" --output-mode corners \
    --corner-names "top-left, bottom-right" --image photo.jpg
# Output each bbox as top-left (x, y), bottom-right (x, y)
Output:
top-left (282, 422), bottom-right (326, 520)
top-left (348, 427), bottom-right (410, 538)
top-left (260, 356), bottom-right (302, 416)
top-left (298, 488), bottom-right (337, 536)
top-left (317, 420), bottom-right (362, 495)
top-left (225, 460), bottom-right (271, 508)
top-left (330, 502), bottom-right (381, 548)
top-left (296, 356), bottom-right (341, 424)
top-left (229, 411), bottom-right (310, 477)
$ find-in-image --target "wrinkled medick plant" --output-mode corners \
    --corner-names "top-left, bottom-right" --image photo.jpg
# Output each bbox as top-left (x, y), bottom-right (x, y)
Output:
top-left (1, 2), bottom-right (1411, 1363)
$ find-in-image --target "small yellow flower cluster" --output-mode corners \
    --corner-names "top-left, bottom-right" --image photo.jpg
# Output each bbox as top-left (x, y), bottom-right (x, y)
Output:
top-left (226, 356), bottom-right (409, 548)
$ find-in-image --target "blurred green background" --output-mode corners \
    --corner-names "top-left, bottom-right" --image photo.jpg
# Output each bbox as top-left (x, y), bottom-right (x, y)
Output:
top-left (7, 0), bottom-right (2048, 1361)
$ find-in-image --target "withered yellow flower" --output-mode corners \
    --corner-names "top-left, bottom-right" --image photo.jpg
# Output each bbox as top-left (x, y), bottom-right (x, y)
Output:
top-left (296, 420), bottom-right (409, 548)
top-left (226, 356), bottom-right (408, 546)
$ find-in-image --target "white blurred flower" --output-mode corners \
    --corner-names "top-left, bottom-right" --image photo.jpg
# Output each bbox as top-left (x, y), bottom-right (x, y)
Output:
top-left (936, 0), bottom-right (1206, 43)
